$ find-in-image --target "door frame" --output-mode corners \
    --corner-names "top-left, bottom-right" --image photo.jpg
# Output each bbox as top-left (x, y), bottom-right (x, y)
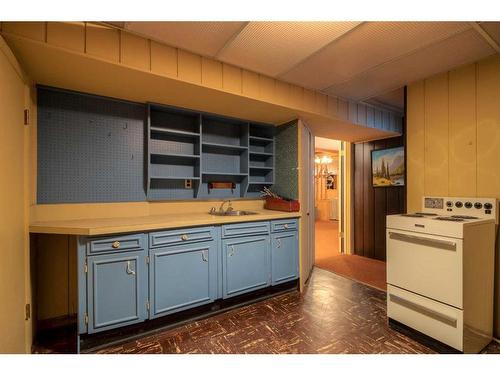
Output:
top-left (298, 119), bottom-right (315, 290)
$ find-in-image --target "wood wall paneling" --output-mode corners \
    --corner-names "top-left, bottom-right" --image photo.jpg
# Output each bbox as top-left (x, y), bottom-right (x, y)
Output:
top-left (476, 55), bottom-right (500, 198)
top-left (424, 73), bottom-right (449, 196)
top-left (362, 141), bottom-right (374, 259)
top-left (46, 22), bottom-right (85, 53)
top-left (150, 41), bottom-right (177, 78)
top-left (177, 49), bottom-right (202, 84)
top-left (406, 81), bottom-right (425, 212)
top-left (201, 57), bottom-right (223, 89)
top-left (449, 64), bottom-right (477, 197)
top-left (2, 22), bottom-right (46, 42)
top-left (353, 135), bottom-right (406, 261)
top-left (85, 23), bottom-right (120, 62)
top-left (223, 63), bottom-right (243, 95)
top-left (120, 32), bottom-right (150, 70)
top-left (354, 143), bottom-right (364, 257)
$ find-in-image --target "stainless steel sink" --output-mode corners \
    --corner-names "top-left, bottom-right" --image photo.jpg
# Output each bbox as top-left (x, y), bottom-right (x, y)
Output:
top-left (210, 210), bottom-right (258, 216)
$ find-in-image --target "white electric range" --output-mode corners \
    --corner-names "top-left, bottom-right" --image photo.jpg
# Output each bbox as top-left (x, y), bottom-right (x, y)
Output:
top-left (386, 196), bottom-right (497, 353)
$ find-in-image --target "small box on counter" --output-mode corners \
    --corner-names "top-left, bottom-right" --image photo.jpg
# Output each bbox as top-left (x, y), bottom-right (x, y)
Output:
top-left (264, 197), bottom-right (300, 212)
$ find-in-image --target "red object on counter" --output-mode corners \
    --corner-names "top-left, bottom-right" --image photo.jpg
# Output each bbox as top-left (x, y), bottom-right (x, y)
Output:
top-left (264, 197), bottom-right (300, 212)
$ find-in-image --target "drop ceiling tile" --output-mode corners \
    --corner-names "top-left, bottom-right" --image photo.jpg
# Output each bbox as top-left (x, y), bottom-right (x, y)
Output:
top-left (122, 21), bottom-right (246, 57)
top-left (481, 22), bottom-right (500, 45)
top-left (324, 29), bottom-right (495, 101)
top-left (365, 87), bottom-right (405, 110)
top-left (217, 21), bottom-right (361, 77)
top-left (281, 22), bottom-right (472, 90)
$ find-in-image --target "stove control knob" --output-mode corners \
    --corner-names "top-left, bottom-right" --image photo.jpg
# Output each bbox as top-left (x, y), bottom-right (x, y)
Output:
top-left (455, 201), bottom-right (463, 208)
top-left (474, 202), bottom-right (483, 209)
top-left (484, 203), bottom-right (493, 210)
top-left (465, 202), bottom-right (473, 209)
top-left (446, 201), bottom-right (453, 207)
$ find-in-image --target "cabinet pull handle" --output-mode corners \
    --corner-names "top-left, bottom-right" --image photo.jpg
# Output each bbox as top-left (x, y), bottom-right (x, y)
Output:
top-left (181, 234), bottom-right (189, 241)
top-left (277, 238), bottom-right (282, 248)
top-left (201, 250), bottom-right (208, 262)
top-left (126, 261), bottom-right (136, 276)
top-left (112, 241), bottom-right (120, 249)
top-left (228, 246), bottom-right (235, 257)
top-left (284, 224), bottom-right (289, 229)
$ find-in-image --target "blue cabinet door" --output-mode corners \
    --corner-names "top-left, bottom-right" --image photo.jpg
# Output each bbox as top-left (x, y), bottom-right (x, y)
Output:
top-left (149, 241), bottom-right (217, 318)
top-left (87, 251), bottom-right (147, 334)
top-left (271, 231), bottom-right (299, 285)
top-left (222, 235), bottom-right (271, 298)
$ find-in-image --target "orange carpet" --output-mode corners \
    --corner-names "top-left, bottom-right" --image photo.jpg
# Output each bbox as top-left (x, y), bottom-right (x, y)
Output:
top-left (314, 220), bottom-right (387, 291)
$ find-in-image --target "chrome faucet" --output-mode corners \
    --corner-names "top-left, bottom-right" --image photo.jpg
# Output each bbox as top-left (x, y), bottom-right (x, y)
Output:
top-left (219, 199), bottom-right (233, 214)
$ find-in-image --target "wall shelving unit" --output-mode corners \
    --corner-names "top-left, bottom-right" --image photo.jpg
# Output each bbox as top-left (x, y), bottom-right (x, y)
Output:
top-left (146, 104), bottom-right (275, 200)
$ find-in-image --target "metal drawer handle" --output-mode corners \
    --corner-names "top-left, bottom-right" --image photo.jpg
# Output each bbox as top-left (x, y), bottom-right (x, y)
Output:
top-left (201, 250), bottom-right (208, 262)
top-left (228, 246), bottom-right (235, 257)
top-left (388, 232), bottom-right (456, 251)
top-left (389, 293), bottom-right (457, 327)
top-left (126, 261), bottom-right (136, 276)
top-left (277, 238), bottom-right (282, 248)
top-left (284, 224), bottom-right (289, 229)
top-left (181, 234), bottom-right (189, 241)
top-left (112, 241), bottom-right (120, 249)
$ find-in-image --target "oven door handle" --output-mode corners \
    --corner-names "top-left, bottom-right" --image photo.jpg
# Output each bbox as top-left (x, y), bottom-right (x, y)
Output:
top-left (388, 232), bottom-right (457, 251)
top-left (389, 293), bottom-right (458, 327)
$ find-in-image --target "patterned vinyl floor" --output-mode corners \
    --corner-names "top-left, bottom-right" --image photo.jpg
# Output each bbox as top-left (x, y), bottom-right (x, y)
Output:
top-left (96, 268), bottom-right (500, 354)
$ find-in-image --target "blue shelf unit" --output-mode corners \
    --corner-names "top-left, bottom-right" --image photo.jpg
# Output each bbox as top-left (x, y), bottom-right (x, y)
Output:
top-left (146, 103), bottom-right (275, 200)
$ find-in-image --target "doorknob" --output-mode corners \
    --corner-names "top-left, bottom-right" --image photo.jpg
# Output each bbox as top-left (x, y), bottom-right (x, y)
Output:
top-left (126, 261), bottom-right (136, 275)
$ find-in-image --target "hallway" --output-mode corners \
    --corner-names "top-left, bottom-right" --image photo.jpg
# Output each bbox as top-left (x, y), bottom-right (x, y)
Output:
top-left (315, 220), bottom-right (387, 291)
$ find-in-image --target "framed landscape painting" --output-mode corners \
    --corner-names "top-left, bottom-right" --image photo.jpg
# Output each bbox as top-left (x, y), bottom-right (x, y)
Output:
top-left (371, 146), bottom-right (405, 187)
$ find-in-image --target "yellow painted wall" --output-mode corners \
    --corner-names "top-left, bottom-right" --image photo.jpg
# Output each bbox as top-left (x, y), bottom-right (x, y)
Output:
top-left (0, 36), bottom-right (30, 353)
top-left (407, 53), bottom-right (500, 337)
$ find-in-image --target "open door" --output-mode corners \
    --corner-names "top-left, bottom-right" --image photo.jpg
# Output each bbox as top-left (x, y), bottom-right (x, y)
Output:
top-left (299, 120), bottom-right (315, 288)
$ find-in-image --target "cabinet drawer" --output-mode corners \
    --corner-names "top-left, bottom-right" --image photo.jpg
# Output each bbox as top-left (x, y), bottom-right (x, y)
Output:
top-left (149, 226), bottom-right (215, 248)
top-left (271, 219), bottom-right (298, 232)
top-left (222, 221), bottom-right (270, 238)
top-left (87, 234), bottom-right (146, 255)
top-left (387, 284), bottom-right (463, 351)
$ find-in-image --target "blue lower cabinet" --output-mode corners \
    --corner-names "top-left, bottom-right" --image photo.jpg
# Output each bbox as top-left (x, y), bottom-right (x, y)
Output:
top-left (149, 241), bottom-right (217, 318)
top-left (222, 235), bottom-right (271, 298)
top-left (271, 231), bottom-right (299, 285)
top-left (87, 251), bottom-right (148, 334)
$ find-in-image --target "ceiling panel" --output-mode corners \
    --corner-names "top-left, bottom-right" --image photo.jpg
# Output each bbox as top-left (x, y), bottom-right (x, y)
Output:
top-left (122, 21), bottom-right (246, 57)
top-left (481, 22), bottom-right (500, 45)
top-left (281, 22), bottom-right (472, 90)
top-left (217, 21), bottom-right (361, 77)
top-left (324, 29), bottom-right (495, 101)
top-left (365, 87), bottom-right (404, 110)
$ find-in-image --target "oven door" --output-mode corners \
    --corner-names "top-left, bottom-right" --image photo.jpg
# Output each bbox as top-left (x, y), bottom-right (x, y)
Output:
top-left (386, 228), bottom-right (463, 308)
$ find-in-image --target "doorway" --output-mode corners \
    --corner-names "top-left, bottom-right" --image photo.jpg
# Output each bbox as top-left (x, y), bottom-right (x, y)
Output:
top-left (313, 137), bottom-right (386, 291)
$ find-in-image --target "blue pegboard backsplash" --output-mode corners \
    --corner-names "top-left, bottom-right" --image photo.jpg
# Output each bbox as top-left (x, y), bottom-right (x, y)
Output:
top-left (37, 87), bottom-right (147, 203)
top-left (37, 87), bottom-right (297, 203)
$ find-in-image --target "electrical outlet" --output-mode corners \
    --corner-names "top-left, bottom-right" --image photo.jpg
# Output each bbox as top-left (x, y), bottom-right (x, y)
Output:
top-left (184, 179), bottom-right (192, 189)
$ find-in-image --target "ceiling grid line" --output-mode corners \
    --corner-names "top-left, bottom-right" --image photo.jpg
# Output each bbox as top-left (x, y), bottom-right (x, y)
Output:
top-left (275, 21), bottom-right (365, 79)
top-left (213, 21), bottom-right (250, 59)
top-left (321, 24), bottom-right (475, 93)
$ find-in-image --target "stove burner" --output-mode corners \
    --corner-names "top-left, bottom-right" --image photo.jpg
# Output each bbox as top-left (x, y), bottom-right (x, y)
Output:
top-left (415, 212), bottom-right (438, 216)
top-left (401, 214), bottom-right (425, 218)
top-left (451, 215), bottom-right (479, 219)
top-left (434, 217), bottom-right (465, 222)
